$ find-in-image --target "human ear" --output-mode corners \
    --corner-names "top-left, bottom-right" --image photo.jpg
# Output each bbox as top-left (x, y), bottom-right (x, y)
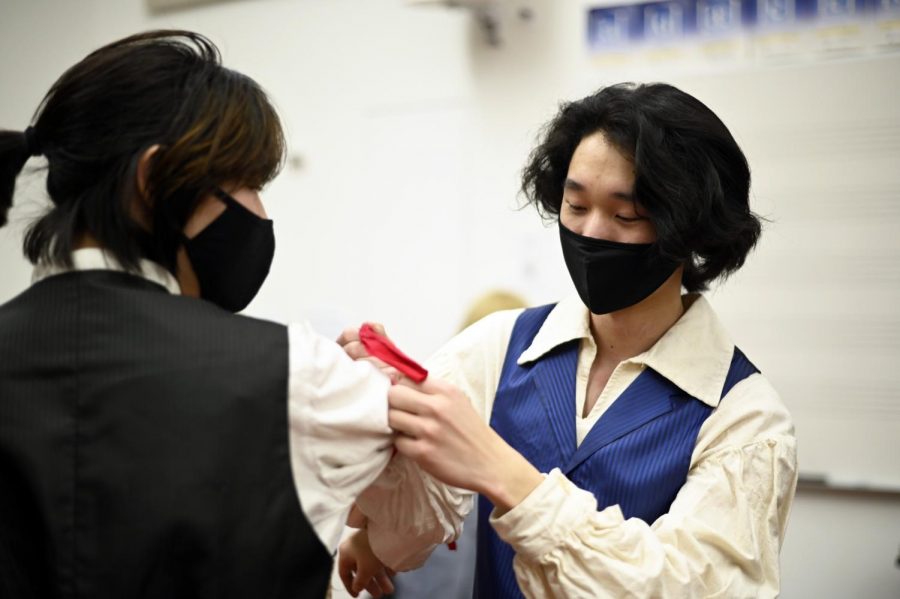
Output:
top-left (135, 144), bottom-right (161, 204)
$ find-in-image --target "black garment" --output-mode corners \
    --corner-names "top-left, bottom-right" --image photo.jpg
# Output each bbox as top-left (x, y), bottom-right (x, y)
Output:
top-left (0, 270), bottom-right (330, 599)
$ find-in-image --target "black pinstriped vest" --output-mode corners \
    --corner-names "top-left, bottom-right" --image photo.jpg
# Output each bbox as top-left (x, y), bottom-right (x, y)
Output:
top-left (0, 270), bottom-right (330, 599)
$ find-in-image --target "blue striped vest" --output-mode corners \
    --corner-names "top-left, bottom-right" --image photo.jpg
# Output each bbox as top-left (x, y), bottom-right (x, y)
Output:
top-left (475, 304), bottom-right (758, 598)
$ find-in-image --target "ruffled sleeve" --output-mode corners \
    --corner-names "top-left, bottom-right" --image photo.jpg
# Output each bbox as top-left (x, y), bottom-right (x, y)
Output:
top-left (491, 375), bottom-right (798, 599)
top-left (356, 309), bottom-right (523, 570)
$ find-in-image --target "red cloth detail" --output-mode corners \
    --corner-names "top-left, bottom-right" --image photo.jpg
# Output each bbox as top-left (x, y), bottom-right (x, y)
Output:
top-left (359, 325), bottom-right (449, 547)
top-left (358, 323), bottom-right (428, 383)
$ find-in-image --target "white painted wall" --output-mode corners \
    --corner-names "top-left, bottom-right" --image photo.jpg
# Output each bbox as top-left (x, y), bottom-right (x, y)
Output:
top-left (2, 0), bottom-right (899, 596)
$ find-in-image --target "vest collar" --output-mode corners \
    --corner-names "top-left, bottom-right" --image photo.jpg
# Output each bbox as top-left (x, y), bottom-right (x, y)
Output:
top-left (516, 293), bottom-right (734, 408)
top-left (32, 248), bottom-right (181, 295)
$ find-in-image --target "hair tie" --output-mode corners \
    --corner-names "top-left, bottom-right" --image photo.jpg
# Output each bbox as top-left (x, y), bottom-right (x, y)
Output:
top-left (23, 126), bottom-right (42, 157)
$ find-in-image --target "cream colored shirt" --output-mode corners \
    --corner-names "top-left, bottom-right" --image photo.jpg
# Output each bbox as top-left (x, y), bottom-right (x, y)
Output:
top-left (32, 249), bottom-right (394, 555)
top-left (358, 293), bottom-right (798, 599)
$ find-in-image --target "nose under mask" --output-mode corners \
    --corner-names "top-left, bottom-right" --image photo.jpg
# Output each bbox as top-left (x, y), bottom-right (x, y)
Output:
top-left (558, 221), bottom-right (677, 314)
top-left (183, 188), bottom-right (275, 313)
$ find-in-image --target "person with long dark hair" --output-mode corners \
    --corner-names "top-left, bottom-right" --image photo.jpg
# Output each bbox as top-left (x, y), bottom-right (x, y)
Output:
top-left (338, 83), bottom-right (798, 598)
top-left (0, 31), bottom-right (398, 598)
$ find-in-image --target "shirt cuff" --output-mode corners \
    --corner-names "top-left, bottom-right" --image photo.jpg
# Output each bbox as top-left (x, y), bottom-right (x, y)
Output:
top-left (489, 468), bottom-right (624, 562)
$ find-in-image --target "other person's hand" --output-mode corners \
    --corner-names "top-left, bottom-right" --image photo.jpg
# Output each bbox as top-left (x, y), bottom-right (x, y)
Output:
top-left (338, 529), bottom-right (395, 598)
top-left (337, 323), bottom-right (402, 383)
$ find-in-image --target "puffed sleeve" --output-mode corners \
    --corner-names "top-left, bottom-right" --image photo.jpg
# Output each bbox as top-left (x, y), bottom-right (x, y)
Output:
top-left (490, 374), bottom-right (798, 599)
top-left (286, 321), bottom-right (394, 553)
top-left (355, 309), bottom-right (523, 570)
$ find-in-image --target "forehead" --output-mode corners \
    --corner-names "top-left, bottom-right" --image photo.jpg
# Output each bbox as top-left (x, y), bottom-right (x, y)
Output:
top-left (566, 131), bottom-right (634, 193)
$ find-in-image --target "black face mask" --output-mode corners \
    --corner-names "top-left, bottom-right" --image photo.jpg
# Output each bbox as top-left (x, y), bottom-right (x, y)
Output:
top-left (184, 188), bottom-right (275, 313)
top-left (559, 221), bottom-right (677, 315)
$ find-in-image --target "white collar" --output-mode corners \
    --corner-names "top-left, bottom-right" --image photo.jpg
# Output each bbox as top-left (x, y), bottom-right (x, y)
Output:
top-left (517, 293), bottom-right (735, 408)
top-left (31, 248), bottom-right (181, 295)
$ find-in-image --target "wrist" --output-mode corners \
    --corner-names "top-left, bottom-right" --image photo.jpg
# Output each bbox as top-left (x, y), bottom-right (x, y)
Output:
top-left (479, 440), bottom-right (544, 515)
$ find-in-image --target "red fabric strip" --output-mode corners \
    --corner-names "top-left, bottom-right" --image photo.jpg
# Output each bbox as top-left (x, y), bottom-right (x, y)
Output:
top-left (358, 323), bottom-right (428, 383)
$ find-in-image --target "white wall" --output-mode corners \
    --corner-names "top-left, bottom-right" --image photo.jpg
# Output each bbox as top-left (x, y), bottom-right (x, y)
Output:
top-left (2, 0), bottom-right (899, 596)
top-left (782, 490), bottom-right (900, 598)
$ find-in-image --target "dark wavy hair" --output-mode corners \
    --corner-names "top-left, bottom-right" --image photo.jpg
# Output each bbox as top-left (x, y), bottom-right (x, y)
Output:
top-left (521, 82), bottom-right (761, 292)
top-left (0, 30), bottom-right (285, 273)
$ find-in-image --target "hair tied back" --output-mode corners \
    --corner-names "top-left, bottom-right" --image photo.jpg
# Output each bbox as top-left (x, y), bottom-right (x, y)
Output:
top-left (23, 126), bottom-right (42, 157)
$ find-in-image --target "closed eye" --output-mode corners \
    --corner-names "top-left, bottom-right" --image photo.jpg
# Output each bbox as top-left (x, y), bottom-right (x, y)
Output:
top-left (564, 199), bottom-right (587, 213)
top-left (616, 215), bottom-right (646, 223)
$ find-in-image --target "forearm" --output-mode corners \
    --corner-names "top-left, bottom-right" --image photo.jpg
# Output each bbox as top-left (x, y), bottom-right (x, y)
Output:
top-left (476, 434), bottom-right (545, 515)
top-left (492, 439), bottom-right (796, 599)
top-left (287, 321), bottom-right (394, 552)
top-left (356, 454), bottom-right (474, 571)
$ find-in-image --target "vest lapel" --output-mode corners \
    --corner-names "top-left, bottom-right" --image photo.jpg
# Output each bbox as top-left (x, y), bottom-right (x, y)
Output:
top-left (564, 368), bottom-right (675, 474)
top-left (528, 341), bottom-right (579, 468)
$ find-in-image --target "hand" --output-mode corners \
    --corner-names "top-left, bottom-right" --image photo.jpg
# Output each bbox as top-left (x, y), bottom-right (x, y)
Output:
top-left (337, 323), bottom-right (402, 383)
top-left (338, 529), bottom-right (395, 598)
top-left (337, 325), bottom-right (374, 360)
top-left (389, 377), bottom-right (544, 513)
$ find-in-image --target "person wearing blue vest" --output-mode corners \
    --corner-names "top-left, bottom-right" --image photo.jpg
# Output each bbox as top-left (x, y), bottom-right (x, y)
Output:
top-left (338, 83), bottom-right (798, 598)
top-left (0, 31), bottom-right (402, 598)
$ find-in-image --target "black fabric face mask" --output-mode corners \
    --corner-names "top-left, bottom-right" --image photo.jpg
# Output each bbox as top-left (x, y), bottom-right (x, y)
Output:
top-left (184, 188), bottom-right (275, 313)
top-left (559, 221), bottom-right (677, 315)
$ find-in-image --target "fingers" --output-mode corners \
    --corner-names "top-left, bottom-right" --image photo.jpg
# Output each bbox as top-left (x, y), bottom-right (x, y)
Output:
top-left (338, 322), bottom-right (387, 347)
top-left (388, 406), bottom-right (424, 438)
top-left (366, 572), bottom-right (395, 598)
top-left (364, 321), bottom-right (387, 336)
top-left (336, 325), bottom-right (370, 362)
top-left (346, 565), bottom-right (372, 597)
top-left (353, 563), bottom-right (383, 597)
top-left (388, 384), bottom-right (454, 438)
top-left (418, 375), bottom-right (456, 395)
top-left (394, 433), bottom-right (424, 461)
top-left (336, 326), bottom-right (360, 347)
top-left (388, 380), bottom-right (461, 417)
top-left (338, 321), bottom-right (390, 362)
top-left (337, 547), bottom-right (357, 596)
top-left (375, 571), bottom-right (396, 595)
top-left (342, 340), bottom-right (370, 361)
top-left (337, 528), bottom-right (393, 598)
top-left (388, 384), bottom-right (433, 413)
top-left (365, 576), bottom-right (390, 598)
top-left (343, 567), bottom-right (392, 599)
top-left (393, 374), bottom-right (455, 398)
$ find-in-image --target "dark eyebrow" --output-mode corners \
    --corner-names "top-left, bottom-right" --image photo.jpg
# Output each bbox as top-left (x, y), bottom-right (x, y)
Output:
top-left (564, 178), bottom-right (635, 201)
top-left (563, 178), bottom-right (585, 191)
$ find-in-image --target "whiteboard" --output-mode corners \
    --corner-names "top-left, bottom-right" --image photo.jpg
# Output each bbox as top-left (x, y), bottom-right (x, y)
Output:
top-left (684, 58), bottom-right (900, 488)
top-left (563, 29), bottom-right (900, 486)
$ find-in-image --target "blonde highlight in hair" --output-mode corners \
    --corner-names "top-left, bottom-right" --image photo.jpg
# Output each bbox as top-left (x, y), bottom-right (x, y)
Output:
top-left (12, 30), bottom-right (286, 273)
